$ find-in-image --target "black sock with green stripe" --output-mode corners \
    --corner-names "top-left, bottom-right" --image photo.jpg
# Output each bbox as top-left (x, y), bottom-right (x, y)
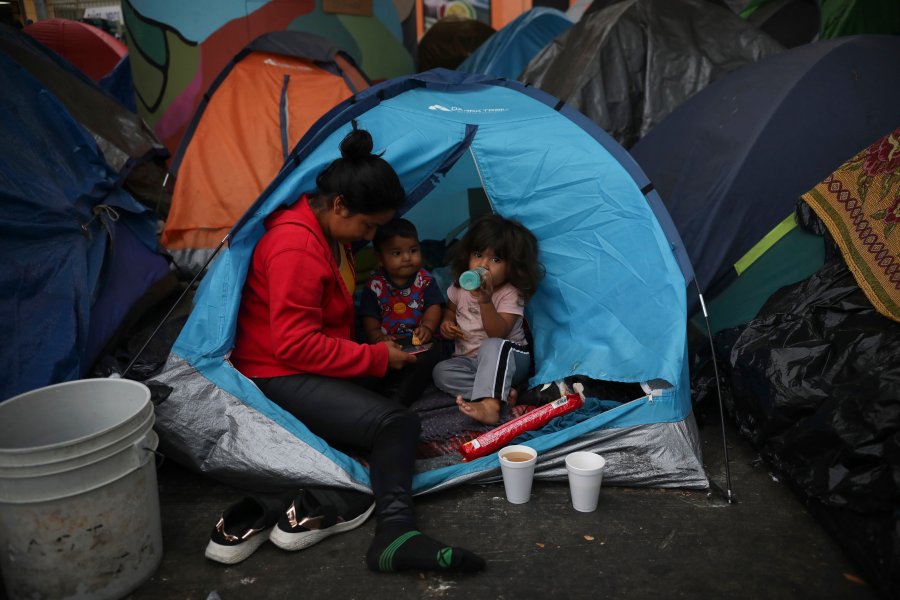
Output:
top-left (366, 523), bottom-right (486, 573)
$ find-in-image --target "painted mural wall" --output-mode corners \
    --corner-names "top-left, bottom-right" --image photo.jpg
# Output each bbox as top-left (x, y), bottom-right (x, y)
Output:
top-left (124, 0), bottom-right (416, 156)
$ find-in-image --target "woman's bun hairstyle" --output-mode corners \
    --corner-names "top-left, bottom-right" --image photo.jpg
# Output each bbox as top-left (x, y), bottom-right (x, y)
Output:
top-left (338, 125), bottom-right (374, 160)
top-left (314, 121), bottom-right (405, 214)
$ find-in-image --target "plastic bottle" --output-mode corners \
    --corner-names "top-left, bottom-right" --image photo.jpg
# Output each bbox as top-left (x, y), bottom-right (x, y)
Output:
top-left (459, 266), bottom-right (488, 291)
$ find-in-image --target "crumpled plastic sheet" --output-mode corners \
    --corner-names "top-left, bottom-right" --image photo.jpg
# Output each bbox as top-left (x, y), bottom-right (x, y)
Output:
top-left (715, 258), bottom-right (899, 598)
top-left (151, 354), bottom-right (709, 494)
top-left (520, 0), bottom-right (783, 148)
top-left (726, 259), bottom-right (899, 512)
top-left (425, 417), bottom-right (709, 495)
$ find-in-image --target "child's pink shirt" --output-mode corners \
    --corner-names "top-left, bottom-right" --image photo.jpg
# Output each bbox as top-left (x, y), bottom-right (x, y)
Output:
top-left (448, 283), bottom-right (527, 357)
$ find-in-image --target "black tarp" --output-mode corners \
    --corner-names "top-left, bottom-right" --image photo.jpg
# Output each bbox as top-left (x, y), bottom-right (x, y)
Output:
top-left (519, 0), bottom-right (783, 148)
top-left (700, 255), bottom-right (900, 598)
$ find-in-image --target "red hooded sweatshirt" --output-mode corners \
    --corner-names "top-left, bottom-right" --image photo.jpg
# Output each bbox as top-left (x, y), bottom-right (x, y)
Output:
top-left (230, 196), bottom-right (389, 379)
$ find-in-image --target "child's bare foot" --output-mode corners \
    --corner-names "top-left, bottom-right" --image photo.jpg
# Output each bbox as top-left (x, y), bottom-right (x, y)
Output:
top-left (456, 395), bottom-right (501, 425)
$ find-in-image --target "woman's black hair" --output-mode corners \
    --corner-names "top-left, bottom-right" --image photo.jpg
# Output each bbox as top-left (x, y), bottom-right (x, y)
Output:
top-left (449, 213), bottom-right (543, 301)
top-left (311, 124), bottom-right (406, 214)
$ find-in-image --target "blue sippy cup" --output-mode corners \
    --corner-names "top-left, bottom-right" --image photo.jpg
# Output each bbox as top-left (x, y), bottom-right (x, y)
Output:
top-left (459, 267), bottom-right (488, 291)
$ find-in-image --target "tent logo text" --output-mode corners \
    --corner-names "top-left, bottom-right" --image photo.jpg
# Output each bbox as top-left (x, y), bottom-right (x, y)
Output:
top-left (428, 104), bottom-right (509, 114)
top-left (263, 58), bottom-right (313, 72)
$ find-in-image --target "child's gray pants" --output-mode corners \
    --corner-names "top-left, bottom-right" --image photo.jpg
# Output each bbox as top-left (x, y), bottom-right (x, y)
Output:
top-left (433, 338), bottom-right (531, 402)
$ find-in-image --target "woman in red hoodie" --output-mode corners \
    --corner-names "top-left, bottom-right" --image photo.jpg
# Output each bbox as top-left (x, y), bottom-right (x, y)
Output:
top-left (230, 126), bottom-right (485, 574)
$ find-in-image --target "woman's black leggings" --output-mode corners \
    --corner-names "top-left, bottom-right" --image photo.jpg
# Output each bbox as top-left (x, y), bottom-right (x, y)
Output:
top-left (253, 374), bottom-right (420, 528)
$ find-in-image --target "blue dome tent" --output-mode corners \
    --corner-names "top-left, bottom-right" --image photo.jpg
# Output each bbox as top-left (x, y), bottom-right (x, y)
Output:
top-left (630, 35), bottom-right (900, 331)
top-left (151, 70), bottom-right (706, 493)
top-left (457, 7), bottom-right (573, 80)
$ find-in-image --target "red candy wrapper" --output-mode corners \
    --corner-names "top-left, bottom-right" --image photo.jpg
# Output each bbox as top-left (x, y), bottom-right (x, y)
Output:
top-left (459, 392), bottom-right (585, 461)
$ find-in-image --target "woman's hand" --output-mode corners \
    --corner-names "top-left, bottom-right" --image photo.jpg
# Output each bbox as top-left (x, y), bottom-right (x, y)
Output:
top-left (385, 341), bottom-right (416, 370)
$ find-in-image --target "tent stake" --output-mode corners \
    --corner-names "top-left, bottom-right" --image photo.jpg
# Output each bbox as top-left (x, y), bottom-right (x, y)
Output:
top-left (696, 285), bottom-right (736, 504)
top-left (120, 233), bottom-right (230, 380)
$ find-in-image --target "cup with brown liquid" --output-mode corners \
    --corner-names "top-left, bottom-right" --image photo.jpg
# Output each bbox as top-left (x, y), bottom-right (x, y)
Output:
top-left (498, 445), bottom-right (538, 504)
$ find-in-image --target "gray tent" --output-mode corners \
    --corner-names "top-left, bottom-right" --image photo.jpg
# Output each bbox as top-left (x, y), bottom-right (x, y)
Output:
top-left (520, 0), bottom-right (784, 148)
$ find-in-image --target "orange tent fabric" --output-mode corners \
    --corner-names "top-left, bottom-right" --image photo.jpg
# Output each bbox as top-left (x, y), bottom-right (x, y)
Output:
top-left (24, 19), bottom-right (126, 81)
top-left (161, 37), bottom-right (369, 274)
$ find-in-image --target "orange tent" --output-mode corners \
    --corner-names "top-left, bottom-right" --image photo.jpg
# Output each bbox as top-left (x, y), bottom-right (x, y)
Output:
top-left (161, 32), bottom-right (369, 274)
top-left (23, 18), bottom-right (126, 81)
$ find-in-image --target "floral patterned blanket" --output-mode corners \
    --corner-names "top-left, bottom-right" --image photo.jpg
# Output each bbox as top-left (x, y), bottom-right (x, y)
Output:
top-left (802, 127), bottom-right (900, 322)
top-left (411, 385), bottom-right (534, 458)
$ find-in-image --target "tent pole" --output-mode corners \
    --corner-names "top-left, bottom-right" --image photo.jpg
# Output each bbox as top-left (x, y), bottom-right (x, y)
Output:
top-left (119, 233), bottom-right (231, 380)
top-left (696, 284), bottom-right (736, 504)
top-left (158, 172), bottom-right (171, 216)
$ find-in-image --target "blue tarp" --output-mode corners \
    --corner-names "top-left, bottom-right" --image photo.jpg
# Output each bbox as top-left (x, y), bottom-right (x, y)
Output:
top-left (99, 54), bottom-right (137, 112)
top-left (0, 25), bottom-right (171, 216)
top-left (0, 52), bottom-right (168, 401)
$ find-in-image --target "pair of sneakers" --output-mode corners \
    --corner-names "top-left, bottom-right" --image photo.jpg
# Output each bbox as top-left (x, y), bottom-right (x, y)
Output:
top-left (204, 488), bottom-right (376, 564)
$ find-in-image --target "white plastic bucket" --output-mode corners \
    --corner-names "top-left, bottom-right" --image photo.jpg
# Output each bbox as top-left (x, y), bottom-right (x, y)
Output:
top-left (0, 378), bottom-right (163, 600)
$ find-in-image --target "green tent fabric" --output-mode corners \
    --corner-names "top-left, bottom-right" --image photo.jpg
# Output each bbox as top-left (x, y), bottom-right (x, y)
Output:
top-left (820, 0), bottom-right (900, 37)
top-left (741, 0), bottom-right (900, 38)
top-left (691, 220), bottom-right (825, 335)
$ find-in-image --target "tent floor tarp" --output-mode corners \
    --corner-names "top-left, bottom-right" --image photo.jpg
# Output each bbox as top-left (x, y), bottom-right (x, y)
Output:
top-left (113, 409), bottom-right (879, 599)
